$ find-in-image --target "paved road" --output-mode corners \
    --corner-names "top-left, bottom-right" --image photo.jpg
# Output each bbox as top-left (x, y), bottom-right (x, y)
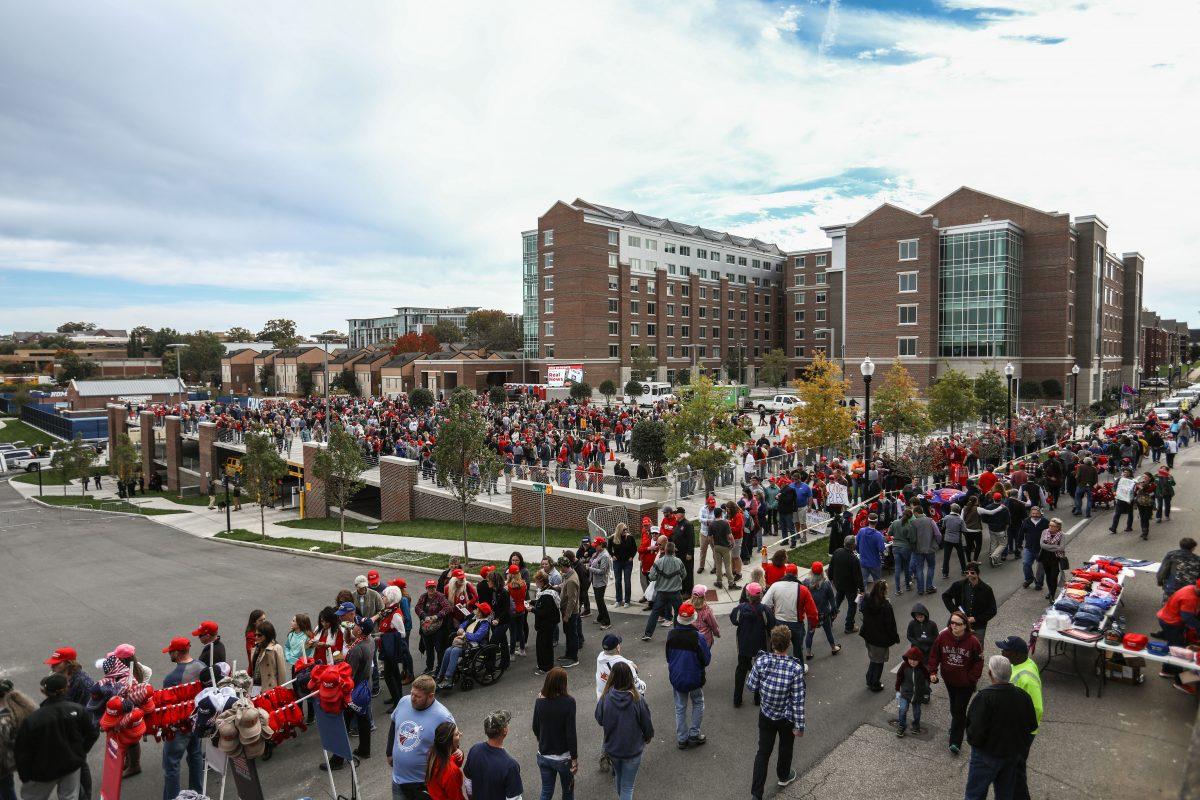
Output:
top-left (0, 444), bottom-right (1194, 800)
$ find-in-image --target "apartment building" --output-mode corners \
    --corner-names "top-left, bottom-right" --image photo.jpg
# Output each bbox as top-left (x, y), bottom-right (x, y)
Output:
top-left (347, 306), bottom-right (483, 349)
top-left (784, 248), bottom-right (844, 379)
top-left (525, 200), bottom-right (787, 386)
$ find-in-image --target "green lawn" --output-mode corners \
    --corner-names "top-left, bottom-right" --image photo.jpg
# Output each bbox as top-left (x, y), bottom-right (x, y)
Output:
top-left (13, 467), bottom-right (107, 486)
top-left (0, 418), bottom-right (57, 449)
top-left (135, 489), bottom-right (213, 507)
top-left (787, 536), bottom-right (834, 570)
top-left (35, 494), bottom-right (187, 516)
top-left (216, 529), bottom-right (506, 571)
top-left (280, 517), bottom-right (585, 549)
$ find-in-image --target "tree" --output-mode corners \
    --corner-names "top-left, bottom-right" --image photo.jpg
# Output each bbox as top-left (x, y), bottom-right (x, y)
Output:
top-left (56, 352), bottom-right (99, 383)
top-left (675, 368), bottom-right (691, 387)
top-left (449, 385), bottom-right (476, 405)
top-left (430, 319), bottom-right (464, 344)
top-left (56, 322), bottom-right (96, 333)
top-left (409, 387), bottom-right (435, 411)
top-left (973, 369), bottom-right (1007, 424)
top-left (126, 331), bottom-right (144, 358)
top-left (10, 385), bottom-right (31, 414)
top-left (624, 379), bottom-right (643, 399)
top-left (927, 368), bottom-right (979, 435)
top-left (258, 319), bottom-right (300, 349)
top-left (0, 340), bottom-right (15, 356)
top-left (297, 364), bottom-right (315, 397)
top-left (760, 349), bottom-right (789, 389)
top-left (723, 347), bottom-right (746, 384)
top-left (1040, 379), bottom-right (1063, 400)
top-left (51, 436), bottom-right (96, 497)
top-left (390, 332), bottom-right (440, 355)
top-left (630, 419), bottom-right (668, 476)
top-left (569, 382), bottom-right (593, 404)
top-left (872, 359), bottom-right (932, 456)
top-left (258, 364), bottom-right (275, 393)
top-left (630, 346), bottom-right (656, 381)
top-left (1019, 379), bottom-right (1043, 400)
top-left (487, 385), bottom-right (506, 405)
top-left (110, 433), bottom-right (139, 488)
top-left (788, 352), bottom-right (854, 456)
top-left (148, 327), bottom-right (182, 359)
top-left (239, 432), bottom-right (288, 540)
top-left (335, 369), bottom-right (360, 397)
top-left (312, 426), bottom-right (366, 551)
top-left (36, 334), bottom-right (75, 350)
top-left (180, 331), bottom-right (224, 384)
top-left (433, 391), bottom-right (501, 561)
top-left (463, 310), bottom-right (521, 351)
top-left (225, 326), bottom-right (254, 342)
top-left (599, 379), bottom-right (617, 406)
top-left (666, 376), bottom-right (751, 489)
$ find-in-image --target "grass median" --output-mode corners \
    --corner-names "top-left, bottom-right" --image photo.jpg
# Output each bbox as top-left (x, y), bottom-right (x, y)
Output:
top-left (215, 529), bottom-right (507, 572)
top-left (35, 494), bottom-right (187, 516)
top-left (279, 517), bottom-right (585, 550)
top-left (0, 418), bottom-right (57, 449)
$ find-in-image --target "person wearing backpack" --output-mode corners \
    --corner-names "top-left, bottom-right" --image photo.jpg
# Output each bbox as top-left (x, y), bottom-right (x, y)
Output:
top-left (641, 541), bottom-right (686, 642)
top-left (666, 603), bottom-right (712, 750)
top-left (730, 583), bottom-right (777, 707)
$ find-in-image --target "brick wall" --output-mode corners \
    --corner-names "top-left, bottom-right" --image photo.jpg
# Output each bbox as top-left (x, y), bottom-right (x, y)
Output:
top-left (139, 411), bottom-right (155, 483)
top-left (106, 404), bottom-right (127, 465)
top-left (164, 416), bottom-right (181, 492)
top-left (413, 486), bottom-right (511, 526)
top-left (510, 479), bottom-right (660, 532)
top-left (380, 456), bottom-right (417, 522)
top-left (302, 441), bottom-right (327, 518)
top-left (199, 422), bottom-right (216, 494)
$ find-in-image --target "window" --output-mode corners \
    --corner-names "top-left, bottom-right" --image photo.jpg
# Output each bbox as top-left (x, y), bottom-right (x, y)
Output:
top-left (898, 304), bottom-right (917, 325)
top-left (752, 259), bottom-right (761, 269)
top-left (711, 327), bottom-right (719, 338)
top-left (646, 239), bottom-right (657, 251)
top-left (544, 321), bottom-right (554, 336)
top-left (795, 292), bottom-right (806, 304)
top-left (667, 303), bottom-right (675, 316)
top-left (727, 290), bottom-right (735, 301)
top-left (608, 252), bottom-right (618, 268)
top-left (666, 284), bottom-right (674, 296)
top-left (794, 310), bottom-right (805, 322)
top-left (608, 299), bottom-right (618, 313)
top-left (630, 323), bottom-right (640, 336)
top-left (544, 229), bottom-right (554, 245)
top-left (898, 336), bottom-right (917, 356)
top-left (727, 309), bottom-right (734, 320)
top-left (647, 301), bottom-right (656, 315)
top-left (679, 246), bottom-right (690, 256)
top-left (816, 292), bottom-right (827, 304)
top-left (630, 278), bottom-right (639, 293)
top-left (816, 309), bottom-right (826, 321)
top-left (666, 324), bottom-right (675, 336)
top-left (630, 258), bottom-right (641, 270)
top-left (739, 310), bottom-right (746, 322)
top-left (737, 256), bottom-right (747, 266)
top-left (794, 346), bottom-right (805, 358)
top-left (699, 287), bottom-right (707, 299)
top-left (764, 312), bottom-right (771, 324)
top-left (698, 346), bottom-right (707, 358)
top-left (898, 272), bottom-right (917, 293)
top-left (647, 323), bottom-right (657, 336)
top-left (664, 243), bottom-right (677, 254)
top-left (698, 249), bottom-right (707, 259)
top-left (646, 279), bottom-right (656, 293)
top-left (608, 321), bottom-right (618, 335)
top-left (815, 329), bottom-right (827, 340)
top-left (797, 256), bottom-right (806, 267)
top-left (646, 261), bottom-right (657, 272)
top-left (544, 275), bottom-right (554, 291)
top-left (682, 306), bottom-right (691, 317)
top-left (667, 345), bottom-right (675, 358)
top-left (712, 346), bottom-right (721, 358)
top-left (630, 300), bottom-right (640, 314)
top-left (680, 266), bottom-right (691, 278)
top-left (681, 325), bottom-right (690, 337)
top-left (544, 298), bottom-right (554, 314)
top-left (628, 234), bottom-right (641, 247)
top-left (794, 274), bottom-right (806, 286)
top-left (699, 326), bottom-right (706, 338)
top-left (727, 329), bottom-right (734, 339)
top-left (545, 344), bottom-right (554, 357)
top-left (608, 275), bottom-right (618, 291)
top-left (681, 285), bottom-right (690, 297)
top-left (816, 254), bottom-right (827, 267)
top-left (544, 252), bottom-right (554, 269)
top-left (667, 264), bottom-right (676, 275)
top-left (816, 272), bottom-right (827, 286)
top-left (609, 344), bottom-right (619, 358)
top-left (648, 345), bottom-right (657, 357)
top-left (608, 230), bottom-right (618, 246)
top-left (699, 306), bottom-right (707, 318)
top-left (711, 251), bottom-right (720, 261)
top-left (898, 239), bottom-right (918, 261)
top-left (794, 328), bottom-right (805, 339)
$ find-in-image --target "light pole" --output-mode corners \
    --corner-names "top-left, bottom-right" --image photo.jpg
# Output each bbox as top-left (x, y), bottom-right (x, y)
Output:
top-left (1004, 362), bottom-right (1015, 466)
top-left (1070, 363), bottom-right (1080, 436)
top-left (167, 343), bottom-right (187, 412)
top-left (860, 356), bottom-right (875, 482)
top-left (223, 473), bottom-right (232, 534)
top-left (311, 334), bottom-right (330, 436)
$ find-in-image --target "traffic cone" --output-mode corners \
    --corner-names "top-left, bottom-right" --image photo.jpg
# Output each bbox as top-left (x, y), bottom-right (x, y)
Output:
top-left (608, 449), bottom-right (614, 462)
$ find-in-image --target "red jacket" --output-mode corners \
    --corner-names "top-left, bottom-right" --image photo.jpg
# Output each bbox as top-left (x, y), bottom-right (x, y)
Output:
top-left (795, 583), bottom-right (819, 628)
top-left (762, 562), bottom-right (788, 587)
top-left (927, 628), bottom-right (983, 688)
top-left (1158, 585), bottom-right (1200, 629)
top-left (638, 532), bottom-right (657, 573)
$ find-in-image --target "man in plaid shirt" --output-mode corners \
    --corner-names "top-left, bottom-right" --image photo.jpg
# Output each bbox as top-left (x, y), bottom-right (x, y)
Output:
top-left (745, 625), bottom-right (806, 800)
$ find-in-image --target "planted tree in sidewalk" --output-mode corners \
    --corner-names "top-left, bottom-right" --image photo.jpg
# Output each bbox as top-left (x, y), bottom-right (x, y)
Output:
top-left (241, 432), bottom-right (288, 542)
top-left (624, 379), bottom-right (643, 401)
top-left (434, 391), bottom-right (501, 561)
top-left (666, 376), bottom-right (751, 492)
top-left (873, 359), bottom-right (932, 456)
top-left (927, 367), bottom-right (979, 436)
top-left (409, 387), bottom-right (435, 411)
top-left (599, 380), bottom-right (617, 407)
top-left (312, 426), bottom-right (366, 552)
top-left (110, 434), bottom-right (139, 494)
top-left (569, 382), bottom-right (593, 404)
top-left (973, 369), bottom-right (1007, 424)
top-left (630, 419), bottom-right (668, 477)
top-left (51, 436), bottom-right (96, 497)
top-left (760, 348), bottom-right (789, 389)
top-left (789, 352), bottom-right (853, 457)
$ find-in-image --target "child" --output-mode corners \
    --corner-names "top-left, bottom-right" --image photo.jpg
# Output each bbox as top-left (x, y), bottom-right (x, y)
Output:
top-left (690, 585), bottom-right (721, 647)
top-left (906, 603), bottom-right (939, 658)
top-left (894, 645), bottom-right (931, 736)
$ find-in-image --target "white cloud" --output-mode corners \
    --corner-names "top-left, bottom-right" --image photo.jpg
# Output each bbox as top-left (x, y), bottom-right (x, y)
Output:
top-left (0, 0), bottom-right (1197, 331)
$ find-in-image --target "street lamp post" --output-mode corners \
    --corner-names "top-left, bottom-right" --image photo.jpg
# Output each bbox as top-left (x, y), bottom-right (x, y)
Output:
top-left (860, 356), bottom-right (875, 480)
top-left (223, 474), bottom-right (232, 534)
top-left (1070, 364), bottom-right (1080, 437)
top-left (167, 343), bottom-right (187, 412)
top-left (1004, 362), bottom-right (1015, 466)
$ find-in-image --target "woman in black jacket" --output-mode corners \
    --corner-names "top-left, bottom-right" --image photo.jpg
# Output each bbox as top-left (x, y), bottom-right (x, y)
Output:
top-left (858, 581), bottom-right (899, 692)
top-left (610, 523), bottom-right (639, 608)
top-left (532, 667), bottom-right (577, 800)
top-left (532, 573), bottom-right (561, 674)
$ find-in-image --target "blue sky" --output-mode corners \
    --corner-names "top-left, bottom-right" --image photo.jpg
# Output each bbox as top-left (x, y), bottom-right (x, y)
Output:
top-left (1, 0), bottom-right (1197, 333)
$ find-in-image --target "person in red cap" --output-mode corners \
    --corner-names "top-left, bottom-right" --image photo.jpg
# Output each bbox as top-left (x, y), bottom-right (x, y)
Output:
top-left (43, 645), bottom-right (95, 800)
top-left (191, 620), bottom-right (226, 687)
top-left (161, 637), bottom-right (205, 799)
top-left (588, 537), bottom-right (613, 629)
top-left (366, 569), bottom-right (385, 595)
top-left (435, 604), bottom-right (493, 690)
top-left (802, 562), bottom-right (841, 658)
top-left (762, 563), bottom-right (819, 659)
top-left (415, 579), bottom-right (452, 676)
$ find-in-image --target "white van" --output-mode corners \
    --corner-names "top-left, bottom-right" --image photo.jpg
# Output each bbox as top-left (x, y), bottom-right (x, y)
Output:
top-left (631, 382), bottom-right (675, 406)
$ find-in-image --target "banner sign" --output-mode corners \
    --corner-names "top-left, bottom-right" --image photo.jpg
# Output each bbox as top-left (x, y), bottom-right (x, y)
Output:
top-left (825, 482), bottom-right (849, 507)
top-left (315, 707), bottom-right (354, 759)
top-left (228, 755), bottom-right (265, 800)
top-left (99, 736), bottom-right (126, 800)
top-left (546, 364), bottom-right (583, 387)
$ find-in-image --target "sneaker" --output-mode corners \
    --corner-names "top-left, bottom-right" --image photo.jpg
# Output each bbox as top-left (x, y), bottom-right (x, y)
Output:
top-left (641, 635), bottom-right (652, 642)
top-left (348, 728), bottom-right (358, 737)
top-left (660, 620), bottom-right (673, 628)
top-left (601, 624), bottom-right (612, 630)
top-left (925, 587), bottom-right (938, 594)
top-left (580, 610), bottom-right (592, 618)
top-left (714, 582), bottom-right (724, 589)
top-left (896, 727), bottom-right (906, 738)
top-left (688, 733), bottom-right (707, 746)
top-left (1022, 580), bottom-right (1031, 589)
top-left (1159, 669), bottom-right (1174, 678)
top-left (558, 658), bottom-right (580, 668)
top-left (729, 583), bottom-right (741, 590)
top-left (1175, 683), bottom-right (1197, 696)
top-left (778, 770), bottom-right (797, 787)
top-left (949, 744), bottom-right (960, 755)
top-left (806, 651), bottom-right (814, 660)
top-left (895, 589), bottom-right (904, 596)
top-left (912, 722), bottom-right (922, 733)
top-left (534, 669), bottom-right (547, 676)
top-left (677, 740), bottom-right (692, 750)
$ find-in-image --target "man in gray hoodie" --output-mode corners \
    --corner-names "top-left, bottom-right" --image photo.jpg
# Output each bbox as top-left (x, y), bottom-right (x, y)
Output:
top-left (909, 507), bottom-right (942, 595)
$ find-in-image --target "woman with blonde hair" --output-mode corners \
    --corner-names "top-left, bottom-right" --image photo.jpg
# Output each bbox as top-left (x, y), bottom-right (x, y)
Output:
top-left (0, 679), bottom-right (37, 800)
top-left (688, 586), bottom-right (721, 647)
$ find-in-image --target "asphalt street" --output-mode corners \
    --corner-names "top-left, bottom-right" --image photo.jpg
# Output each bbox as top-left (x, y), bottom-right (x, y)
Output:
top-left (1, 448), bottom-right (1196, 800)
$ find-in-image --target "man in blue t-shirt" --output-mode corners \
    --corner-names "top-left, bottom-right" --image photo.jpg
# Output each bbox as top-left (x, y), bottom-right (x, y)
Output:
top-left (855, 513), bottom-right (887, 591)
top-left (463, 709), bottom-right (523, 800)
top-left (387, 676), bottom-right (455, 798)
top-left (161, 637), bottom-right (206, 800)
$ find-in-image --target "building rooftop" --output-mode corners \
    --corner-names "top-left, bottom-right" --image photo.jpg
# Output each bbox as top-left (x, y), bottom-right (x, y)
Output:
top-left (572, 199), bottom-right (785, 256)
top-left (70, 377), bottom-right (186, 397)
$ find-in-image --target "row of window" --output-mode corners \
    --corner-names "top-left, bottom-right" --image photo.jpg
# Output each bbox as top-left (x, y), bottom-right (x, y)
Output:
top-left (794, 253), bottom-right (829, 268)
top-left (793, 309), bottom-right (828, 323)
top-left (791, 292), bottom-right (828, 305)
top-left (621, 231), bottom-right (783, 270)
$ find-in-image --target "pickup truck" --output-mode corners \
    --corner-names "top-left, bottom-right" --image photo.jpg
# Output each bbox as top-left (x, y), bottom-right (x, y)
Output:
top-left (750, 394), bottom-right (802, 413)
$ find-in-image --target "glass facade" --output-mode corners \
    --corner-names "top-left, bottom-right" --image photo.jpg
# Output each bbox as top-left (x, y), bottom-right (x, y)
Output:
top-left (937, 227), bottom-right (1022, 358)
top-left (522, 231), bottom-right (539, 357)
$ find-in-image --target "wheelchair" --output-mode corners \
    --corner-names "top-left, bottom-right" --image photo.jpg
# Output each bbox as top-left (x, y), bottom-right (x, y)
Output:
top-left (447, 639), bottom-right (507, 692)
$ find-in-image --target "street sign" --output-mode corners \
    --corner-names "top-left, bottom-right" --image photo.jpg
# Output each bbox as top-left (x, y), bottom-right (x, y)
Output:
top-left (531, 482), bottom-right (553, 495)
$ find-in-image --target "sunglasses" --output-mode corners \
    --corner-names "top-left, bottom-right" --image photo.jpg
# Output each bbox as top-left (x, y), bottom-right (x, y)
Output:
top-left (949, 621), bottom-right (966, 627)
top-left (966, 571), bottom-right (979, 576)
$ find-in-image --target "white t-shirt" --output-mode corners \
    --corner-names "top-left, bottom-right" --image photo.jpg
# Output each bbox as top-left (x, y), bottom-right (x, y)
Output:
top-left (595, 652), bottom-right (646, 699)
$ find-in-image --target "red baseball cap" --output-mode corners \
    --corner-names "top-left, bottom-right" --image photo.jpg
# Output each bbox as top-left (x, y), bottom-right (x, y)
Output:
top-left (367, 570), bottom-right (380, 582)
top-left (479, 565), bottom-right (495, 577)
top-left (477, 602), bottom-right (493, 616)
top-left (507, 564), bottom-right (520, 574)
top-left (44, 646), bottom-right (77, 666)
top-left (388, 578), bottom-right (407, 589)
top-left (811, 561), bottom-right (824, 575)
top-left (992, 492), bottom-right (1003, 501)
top-left (191, 621), bottom-right (219, 637)
top-left (706, 495), bottom-right (717, 507)
top-left (451, 569), bottom-right (465, 580)
top-left (784, 563), bottom-right (799, 575)
top-left (425, 579), bottom-right (438, 588)
top-left (162, 637), bottom-right (190, 654)
top-left (594, 537), bottom-right (607, 548)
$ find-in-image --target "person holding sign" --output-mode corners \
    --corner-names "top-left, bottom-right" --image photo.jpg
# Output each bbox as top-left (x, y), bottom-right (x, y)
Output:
top-left (1109, 468), bottom-right (1136, 534)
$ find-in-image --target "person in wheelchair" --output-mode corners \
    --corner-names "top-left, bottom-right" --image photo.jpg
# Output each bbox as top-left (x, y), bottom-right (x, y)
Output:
top-left (436, 602), bottom-right (493, 690)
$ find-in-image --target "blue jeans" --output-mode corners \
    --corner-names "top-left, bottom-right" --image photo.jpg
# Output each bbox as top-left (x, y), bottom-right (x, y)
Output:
top-left (564, 614), bottom-right (583, 659)
top-left (897, 696), bottom-right (921, 731)
top-left (536, 753), bottom-right (575, 800)
top-left (784, 620), bottom-right (805, 658)
top-left (161, 731), bottom-right (204, 800)
top-left (673, 687), bottom-right (705, 743)
top-left (1073, 486), bottom-right (1092, 516)
top-left (804, 617), bottom-right (836, 652)
top-left (909, 552), bottom-right (936, 593)
top-left (964, 748), bottom-right (1019, 800)
top-left (862, 565), bottom-right (882, 589)
top-left (437, 645), bottom-right (463, 680)
top-left (0, 771), bottom-right (15, 800)
top-left (1022, 547), bottom-right (1044, 588)
top-left (614, 560), bottom-right (634, 604)
top-left (892, 547), bottom-right (912, 591)
top-left (643, 591), bottom-right (681, 638)
top-left (610, 753), bottom-right (642, 800)
top-left (779, 512), bottom-right (795, 541)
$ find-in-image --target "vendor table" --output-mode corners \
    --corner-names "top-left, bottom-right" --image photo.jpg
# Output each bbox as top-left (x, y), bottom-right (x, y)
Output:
top-left (1095, 640), bottom-right (1200, 698)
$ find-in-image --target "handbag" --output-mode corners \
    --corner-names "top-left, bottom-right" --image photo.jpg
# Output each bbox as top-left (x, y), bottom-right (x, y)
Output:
top-left (643, 581), bottom-right (657, 603)
top-left (1057, 554), bottom-right (1070, 572)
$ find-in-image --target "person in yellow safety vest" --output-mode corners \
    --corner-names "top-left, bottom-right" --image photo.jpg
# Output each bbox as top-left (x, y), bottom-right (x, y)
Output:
top-left (997, 635), bottom-right (1042, 800)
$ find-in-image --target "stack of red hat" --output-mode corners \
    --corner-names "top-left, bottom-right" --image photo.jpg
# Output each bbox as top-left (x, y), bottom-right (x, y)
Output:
top-left (151, 680), bottom-right (203, 708)
top-left (311, 662), bottom-right (353, 715)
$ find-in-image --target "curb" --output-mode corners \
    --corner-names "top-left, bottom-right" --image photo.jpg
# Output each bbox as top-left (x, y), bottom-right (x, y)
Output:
top-left (23, 493), bottom-right (166, 519)
top-left (201, 535), bottom-right (451, 577)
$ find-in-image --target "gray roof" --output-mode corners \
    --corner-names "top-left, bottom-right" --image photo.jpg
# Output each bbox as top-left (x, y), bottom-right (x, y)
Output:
top-left (70, 378), bottom-right (186, 397)
top-left (573, 199), bottom-right (785, 256)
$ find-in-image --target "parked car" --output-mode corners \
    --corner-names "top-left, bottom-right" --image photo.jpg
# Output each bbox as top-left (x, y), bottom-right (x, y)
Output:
top-left (21, 451), bottom-right (57, 472)
top-left (0, 449), bottom-right (35, 471)
top-left (750, 394), bottom-right (803, 413)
